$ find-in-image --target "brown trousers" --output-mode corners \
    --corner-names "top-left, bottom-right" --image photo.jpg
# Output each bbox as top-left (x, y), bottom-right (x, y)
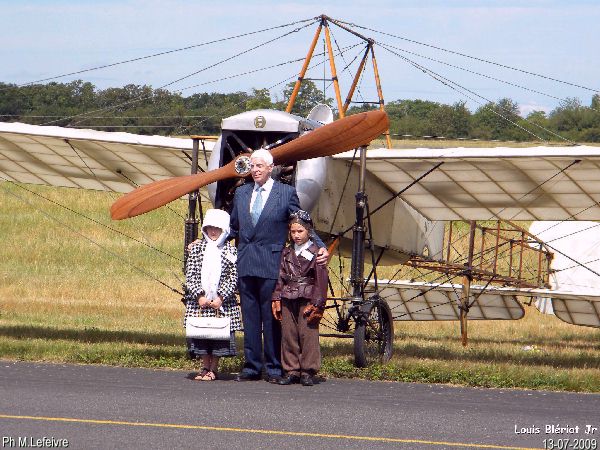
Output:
top-left (280, 298), bottom-right (321, 376)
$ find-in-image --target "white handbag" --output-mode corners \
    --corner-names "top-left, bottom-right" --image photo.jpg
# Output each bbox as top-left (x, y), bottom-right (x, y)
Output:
top-left (186, 313), bottom-right (231, 340)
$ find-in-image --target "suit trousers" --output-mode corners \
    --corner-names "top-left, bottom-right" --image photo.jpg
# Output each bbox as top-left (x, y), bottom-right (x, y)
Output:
top-left (238, 276), bottom-right (281, 377)
top-left (281, 298), bottom-right (321, 376)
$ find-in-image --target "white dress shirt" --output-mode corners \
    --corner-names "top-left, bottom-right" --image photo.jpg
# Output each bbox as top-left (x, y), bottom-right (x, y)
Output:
top-left (250, 177), bottom-right (274, 212)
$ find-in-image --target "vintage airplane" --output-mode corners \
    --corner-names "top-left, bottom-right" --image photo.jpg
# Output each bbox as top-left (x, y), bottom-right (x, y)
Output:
top-left (2, 15), bottom-right (599, 367)
top-left (3, 102), bottom-right (600, 367)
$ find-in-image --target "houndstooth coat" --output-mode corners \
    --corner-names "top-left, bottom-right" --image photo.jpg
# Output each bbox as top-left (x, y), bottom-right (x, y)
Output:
top-left (183, 240), bottom-right (242, 331)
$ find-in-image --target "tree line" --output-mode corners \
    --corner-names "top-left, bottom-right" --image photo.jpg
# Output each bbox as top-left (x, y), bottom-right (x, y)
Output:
top-left (1, 80), bottom-right (599, 142)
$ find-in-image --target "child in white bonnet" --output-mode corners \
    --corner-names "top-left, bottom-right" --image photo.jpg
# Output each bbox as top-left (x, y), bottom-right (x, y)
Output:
top-left (184, 209), bottom-right (241, 381)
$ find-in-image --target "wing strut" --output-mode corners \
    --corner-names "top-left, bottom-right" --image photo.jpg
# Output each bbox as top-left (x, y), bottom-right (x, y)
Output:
top-left (183, 137), bottom-right (203, 274)
top-left (460, 221), bottom-right (477, 346)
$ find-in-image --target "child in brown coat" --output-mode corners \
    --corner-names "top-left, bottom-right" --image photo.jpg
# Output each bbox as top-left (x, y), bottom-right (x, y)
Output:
top-left (272, 210), bottom-right (328, 386)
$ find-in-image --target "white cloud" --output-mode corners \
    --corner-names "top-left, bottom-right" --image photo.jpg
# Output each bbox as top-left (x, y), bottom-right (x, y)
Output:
top-left (519, 102), bottom-right (552, 117)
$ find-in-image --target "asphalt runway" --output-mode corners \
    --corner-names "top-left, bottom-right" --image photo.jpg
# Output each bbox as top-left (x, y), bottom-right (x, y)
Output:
top-left (1, 360), bottom-right (598, 449)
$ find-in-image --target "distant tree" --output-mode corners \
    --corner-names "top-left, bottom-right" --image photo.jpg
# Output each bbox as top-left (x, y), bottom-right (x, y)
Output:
top-left (549, 97), bottom-right (584, 132)
top-left (580, 127), bottom-right (600, 142)
top-left (9, 80), bottom-right (600, 141)
top-left (588, 95), bottom-right (600, 141)
top-left (96, 84), bottom-right (156, 118)
top-left (386, 99), bottom-right (442, 137)
top-left (526, 110), bottom-right (547, 123)
top-left (426, 104), bottom-right (453, 136)
top-left (245, 88), bottom-right (273, 110)
top-left (521, 110), bottom-right (552, 141)
top-left (281, 80), bottom-right (332, 117)
top-left (182, 91), bottom-right (249, 134)
top-left (346, 103), bottom-right (377, 115)
top-left (384, 99), bottom-right (472, 138)
top-left (548, 96), bottom-right (600, 142)
top-left (14, 81), bottom-right (97, 125)
top-left (449, 101), bottom-right (471, 138)
top-left (387, 99), bottom-right (440, 121)
top-left (0, 82), bottom-right (29, 118)
top-left (471, 98), bottom-right (522, 140)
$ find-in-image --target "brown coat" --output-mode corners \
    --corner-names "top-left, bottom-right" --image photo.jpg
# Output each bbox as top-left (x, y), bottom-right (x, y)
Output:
top-left (272, 242), bottom-right (328, 308)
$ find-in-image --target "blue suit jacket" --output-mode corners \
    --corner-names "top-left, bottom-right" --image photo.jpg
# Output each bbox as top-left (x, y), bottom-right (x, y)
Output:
top-left (231, 180), bottom-right (323, 280)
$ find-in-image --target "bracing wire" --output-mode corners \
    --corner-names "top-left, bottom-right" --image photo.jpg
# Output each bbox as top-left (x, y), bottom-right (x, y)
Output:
top-left (359, 155), bottom-right (591, 307)
top-left (378, 41), bottom-right (567, 103)
top-left (0, 180), bottom-right (183, 295)
top-left (10, 48), bottom-right (352, 130)
top-left (327, 148), bottom-right (358, 236)
top-left (378, 42), bottom-right (575, 145)
top-left (1, 176), bottom-right (186, 288)
top-left (544, 242), bottom-right (600, 279)
top-left (325, 26), bottom-right (364, 100)
top-left (333, 18), bottom-right (600, 93)
top-left (65, 135), bottom-right (189, 224)
top-left (69, 45), bottom-right (357, 131)
top-left (41, 21), bottom-right (317, 127)
top-left (8, 16), bottom-right (600, 312)
top-left (1, 179), bottom-right (181, 263)
top-left (497, 159), bottom-right (582, 221)
top-left (179, 42), bottom-right (362, 134)
top-left (1, 18), bottom-right (316, 91)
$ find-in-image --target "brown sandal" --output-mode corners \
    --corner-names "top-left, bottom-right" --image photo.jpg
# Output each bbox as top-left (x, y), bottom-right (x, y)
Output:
top-left (194, 368), bottom-right (210, 381)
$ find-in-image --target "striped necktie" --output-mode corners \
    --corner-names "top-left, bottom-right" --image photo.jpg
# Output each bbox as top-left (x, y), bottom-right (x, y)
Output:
top-left (251, 186), bottom-right (264, 226)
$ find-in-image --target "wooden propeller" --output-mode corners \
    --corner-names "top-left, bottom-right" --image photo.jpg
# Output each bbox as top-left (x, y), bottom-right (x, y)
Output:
top-left (110, 109), bottom-right (389, 220)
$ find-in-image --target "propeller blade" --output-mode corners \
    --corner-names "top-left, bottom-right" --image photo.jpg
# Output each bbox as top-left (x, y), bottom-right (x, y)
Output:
top-left (110, 162), bottom-right (239, 220)
top-left (110, 110), bottom-right (389, 220)
top-left (271, 109), bottom-right (388, 165)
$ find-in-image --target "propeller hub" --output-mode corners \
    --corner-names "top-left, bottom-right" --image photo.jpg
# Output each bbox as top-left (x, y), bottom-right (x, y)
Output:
top-left (234, 155), bottom-right (252, 176)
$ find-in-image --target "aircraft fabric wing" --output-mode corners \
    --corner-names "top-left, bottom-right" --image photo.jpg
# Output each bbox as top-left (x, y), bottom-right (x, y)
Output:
top-left (371, 280), bottom-right (525, 321)
top-left (372, 279), bottom-right (600, 328)
top-left (478, 285), bottom-right (600, 328)
top-left (0, 122), bottom-right (214, 193)
top-left (334, 146), bottom-right (600, 221)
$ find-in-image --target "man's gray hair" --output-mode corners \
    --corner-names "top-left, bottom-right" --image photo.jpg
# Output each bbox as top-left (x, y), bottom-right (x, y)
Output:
top-left (251, 149), bottom-right (273, 165)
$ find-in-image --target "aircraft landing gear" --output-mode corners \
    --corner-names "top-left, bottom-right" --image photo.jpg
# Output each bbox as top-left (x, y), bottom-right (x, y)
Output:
top-left (320, 145), bottom-right (395, 367)
top-left (353, 295), bottom-right (394, 367)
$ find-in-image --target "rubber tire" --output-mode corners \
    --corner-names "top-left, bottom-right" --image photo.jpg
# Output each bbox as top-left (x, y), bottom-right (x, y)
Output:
top-left (353, 297), bottom-right (394, 368)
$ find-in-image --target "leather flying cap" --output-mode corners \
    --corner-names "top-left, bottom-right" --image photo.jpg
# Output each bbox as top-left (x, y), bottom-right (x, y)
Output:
top-left (289, 209), bottom-right (313, 229)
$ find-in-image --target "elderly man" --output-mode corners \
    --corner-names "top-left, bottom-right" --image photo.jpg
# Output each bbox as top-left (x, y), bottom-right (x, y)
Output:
top-left (230, 149), bottom-right (328, 383)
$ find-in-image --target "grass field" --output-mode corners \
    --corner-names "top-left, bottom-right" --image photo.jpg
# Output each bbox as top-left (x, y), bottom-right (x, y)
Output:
top-left (1, 180), bottom-right (599, 392)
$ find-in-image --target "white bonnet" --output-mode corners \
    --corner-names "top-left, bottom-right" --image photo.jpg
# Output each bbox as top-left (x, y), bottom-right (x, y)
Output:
top-left (202, 209), bottom-right (231, 236)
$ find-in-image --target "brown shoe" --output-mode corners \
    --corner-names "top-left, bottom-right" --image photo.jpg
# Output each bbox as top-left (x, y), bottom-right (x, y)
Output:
top-left (278, 374), bottom-right (300, 385)
top-left (300, 374), bottom-right (314, 386)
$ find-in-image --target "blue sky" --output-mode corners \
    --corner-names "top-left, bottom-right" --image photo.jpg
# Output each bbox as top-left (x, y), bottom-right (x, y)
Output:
top-left (1, 0), bottom-right (599, 116)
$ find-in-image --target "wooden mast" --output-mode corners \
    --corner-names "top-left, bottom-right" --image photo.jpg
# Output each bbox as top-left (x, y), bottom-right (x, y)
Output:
top-left (287, 14), bottom-right (391, 138)
top-left (323, 21), bottom-right (345, 118)
top-left (342, 46), bottom-right (370, 116)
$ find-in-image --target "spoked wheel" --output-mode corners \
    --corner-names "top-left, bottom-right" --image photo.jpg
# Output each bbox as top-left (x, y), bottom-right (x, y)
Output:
top-left (320, 250), bottom-right (356, 337)
top-left (353, 295), bottom-right (394, 367)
